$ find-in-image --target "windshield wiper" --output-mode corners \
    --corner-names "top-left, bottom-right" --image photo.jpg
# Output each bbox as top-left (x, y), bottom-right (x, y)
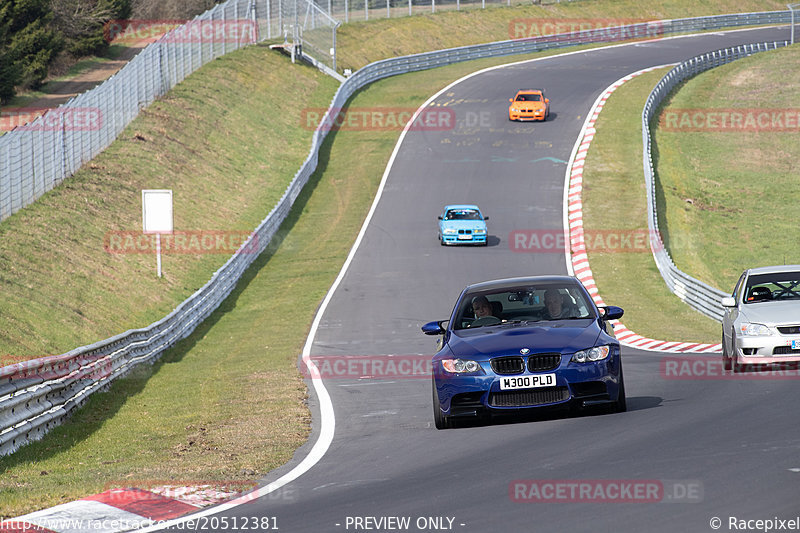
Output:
top-left (500, 319), bottom-right (542, 326)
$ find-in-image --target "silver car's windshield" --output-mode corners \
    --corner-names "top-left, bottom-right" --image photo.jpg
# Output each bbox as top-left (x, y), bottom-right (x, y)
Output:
top-left (743, 272), bottom-right (800, 304)
top-left (454, 283), bottom-right (595, 330)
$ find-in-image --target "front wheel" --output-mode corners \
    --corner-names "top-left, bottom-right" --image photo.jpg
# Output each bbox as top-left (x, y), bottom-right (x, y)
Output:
top-left (432, 378), bottom-right (453, 429)
top-left (722, 333), bottom-right (732, 371)
top-left (613, 368), bottom-right (627, 413)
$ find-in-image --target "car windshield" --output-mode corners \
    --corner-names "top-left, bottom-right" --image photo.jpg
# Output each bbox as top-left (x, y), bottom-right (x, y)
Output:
top-left (445, 209), bottom-right (482, 221)
top-left (743, 272), bottom-right (800, 304)
top-left (454, 283), bottom-right (595, 330)
top-left (516, 94), bottom-right (541, 102)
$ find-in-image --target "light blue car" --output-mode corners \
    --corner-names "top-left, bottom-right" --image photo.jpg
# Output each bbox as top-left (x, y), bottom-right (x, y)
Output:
top-left (438, 204), bottom-right (488, 246)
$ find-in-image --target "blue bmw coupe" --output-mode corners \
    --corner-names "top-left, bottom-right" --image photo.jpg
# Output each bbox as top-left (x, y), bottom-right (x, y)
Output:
top-left (437, 204), bottom-right (488, 246)
top-left (423, 276), bottom-right (626, 429)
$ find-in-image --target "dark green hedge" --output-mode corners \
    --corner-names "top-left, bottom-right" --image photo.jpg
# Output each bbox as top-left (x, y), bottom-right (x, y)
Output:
top-left (0, 0), bottom-right (132, 103)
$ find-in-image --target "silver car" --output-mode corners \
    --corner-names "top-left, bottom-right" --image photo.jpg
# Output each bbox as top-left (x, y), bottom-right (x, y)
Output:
top-left (722, 265), bottom-right (800, 372)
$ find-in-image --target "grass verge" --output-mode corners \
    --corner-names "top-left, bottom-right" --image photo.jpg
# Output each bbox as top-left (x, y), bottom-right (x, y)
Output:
top-left (582, 68), bottom-right (721, 343)
top-left (335, 0), bottom-right (789, 71)
top-left (0, 45), bottom-right (338, 360)
top-left (652, 45), bottom-right (800, 292)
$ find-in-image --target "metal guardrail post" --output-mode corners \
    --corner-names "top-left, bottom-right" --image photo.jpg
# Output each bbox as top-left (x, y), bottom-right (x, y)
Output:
top-left (333, 21), bottom-right (341, 71)
top-left (789, 3), bottom-right (800, 43)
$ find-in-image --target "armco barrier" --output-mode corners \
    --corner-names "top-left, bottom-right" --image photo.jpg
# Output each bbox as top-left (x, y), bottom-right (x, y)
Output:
top-left (642, 41), bottom-right (788, 322)
top-left (0, 11), bottom-right (793, 456)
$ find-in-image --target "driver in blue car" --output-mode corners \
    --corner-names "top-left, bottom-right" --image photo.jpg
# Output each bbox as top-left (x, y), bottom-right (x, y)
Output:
top-left (472, 295), bottom-right (494, 318)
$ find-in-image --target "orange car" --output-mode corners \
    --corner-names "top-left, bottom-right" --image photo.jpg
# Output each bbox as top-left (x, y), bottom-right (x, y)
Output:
top-left (508, 89), bottom-right (550, 121)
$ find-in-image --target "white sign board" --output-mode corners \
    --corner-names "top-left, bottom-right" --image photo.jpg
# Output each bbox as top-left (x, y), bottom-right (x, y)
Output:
top-left (142, 189), bottom-right (173, 278)
top-left (142, 189), bottom-right (173, 234)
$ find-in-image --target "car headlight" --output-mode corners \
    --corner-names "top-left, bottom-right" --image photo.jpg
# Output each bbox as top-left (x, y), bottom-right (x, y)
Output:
top-left (740, 323), bottom-right (772, 336)
top-left (571, 345), bottom-right (610, 363)
top-left (473, 228), bottom-right (486, 234)
top-left (443, 228), bottom-right (457, 235)
top-left (441, 359), bottom-right (481, 373)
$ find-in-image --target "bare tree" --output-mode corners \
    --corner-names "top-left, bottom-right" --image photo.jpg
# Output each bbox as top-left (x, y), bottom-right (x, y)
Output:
top-left (51, 1), bottom-right (113, 43)
top-left (131, 0), bottom-right (223, 20)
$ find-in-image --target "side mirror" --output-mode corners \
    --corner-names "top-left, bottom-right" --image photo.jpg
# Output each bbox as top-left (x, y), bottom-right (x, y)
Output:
top-left (437, 215), bottom-right (443, 220)
top-left (721, 297), bottom-right (736, 308)
top-left (422, 321), bottom-right (446, 336)
top-left (509, 98), bottom-right (513, 102)
top-left (545, 98), bottom-right (550, 103)
top-left (599, 305), bottom-right (624, 321)
top-left (482, 216), bottom-right (489, 221)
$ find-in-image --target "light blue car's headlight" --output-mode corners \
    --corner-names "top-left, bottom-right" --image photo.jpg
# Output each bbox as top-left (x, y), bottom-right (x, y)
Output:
top-left (443, 228), bottom-right (457, 235)
top-left (473, 228), bottom-right (486, 234)
top-left (571, 345), bottom-right (610, 363)
top-left (740, 322), bottom-right (772, 336)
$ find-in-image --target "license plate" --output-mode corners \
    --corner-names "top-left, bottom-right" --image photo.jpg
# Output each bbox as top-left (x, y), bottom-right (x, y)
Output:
top-left (458, 235), bottom-right (471, 240)
top-left (499, 373), bottom-right (556, 390)
top-left (792, 340), bottom-right (800, 350)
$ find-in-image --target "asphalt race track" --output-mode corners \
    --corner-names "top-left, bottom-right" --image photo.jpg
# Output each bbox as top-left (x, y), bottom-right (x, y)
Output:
top-left (165, 27), bottom-right (799, 533)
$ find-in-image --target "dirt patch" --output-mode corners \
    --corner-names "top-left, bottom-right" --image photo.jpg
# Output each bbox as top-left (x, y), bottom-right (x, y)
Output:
top-left (22, 44), bottom-right (147, 110)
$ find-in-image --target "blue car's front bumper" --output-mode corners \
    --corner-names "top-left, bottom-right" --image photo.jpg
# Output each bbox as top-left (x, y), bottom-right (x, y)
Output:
top-left (441, 233), bottom-right (487, 245)
top-left (433, 355), bottom-right (621, 417)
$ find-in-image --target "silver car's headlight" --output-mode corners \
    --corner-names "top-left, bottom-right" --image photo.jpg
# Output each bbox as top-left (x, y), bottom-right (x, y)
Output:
top-left (443, 228), bottom-right (457, 235)
top-left (571, 345), bottom-right (610, 363)
top-left (740, 323), bottom-right (772, 336)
